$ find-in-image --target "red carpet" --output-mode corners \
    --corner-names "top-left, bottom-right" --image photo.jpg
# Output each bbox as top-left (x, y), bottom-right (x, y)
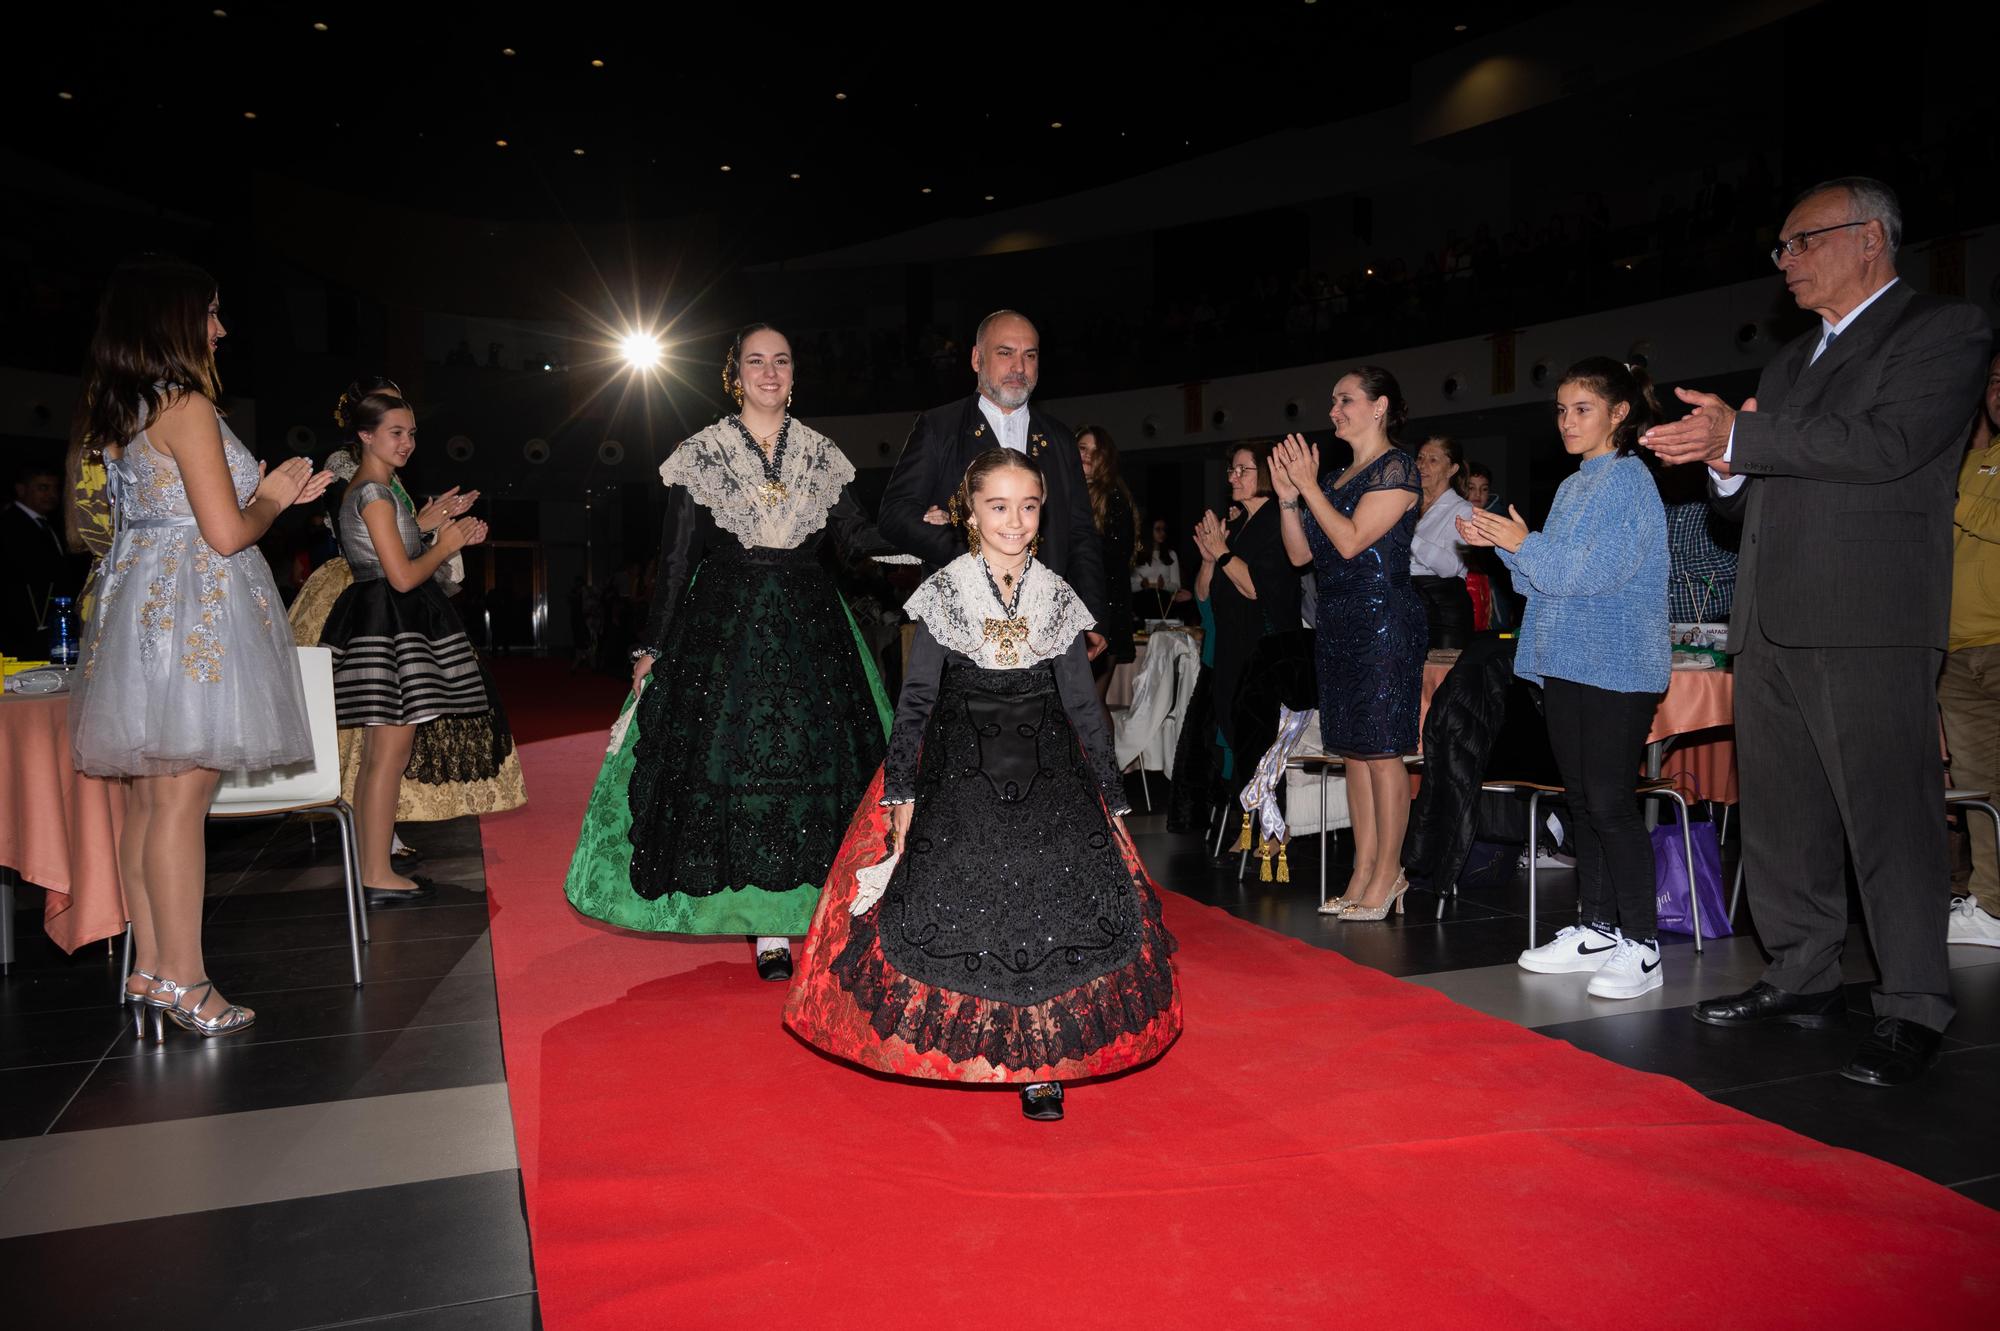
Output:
top-left (487, 657), bottom-right (629, 745)
top-left (480, 732), bottom-right (2000, 1330)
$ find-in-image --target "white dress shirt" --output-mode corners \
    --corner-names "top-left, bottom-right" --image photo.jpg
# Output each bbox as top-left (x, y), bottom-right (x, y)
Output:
top-left (976, 394), bottom-right (1031, 454)
top-left (15, 501), bottom-right (64, 554)
top-left (1411, 490), bottom-right (1476, 578)
top-left (1711, 277), bottom-right (1900, 496)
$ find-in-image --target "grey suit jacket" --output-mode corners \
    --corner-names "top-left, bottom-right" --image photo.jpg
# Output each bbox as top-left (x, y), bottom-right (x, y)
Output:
top-left (1712, 282), bottom-right (1992, 652)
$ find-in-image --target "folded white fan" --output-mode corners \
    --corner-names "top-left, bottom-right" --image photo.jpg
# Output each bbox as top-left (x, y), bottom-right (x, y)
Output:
top-left (851, 850), bottom-right (900, 915)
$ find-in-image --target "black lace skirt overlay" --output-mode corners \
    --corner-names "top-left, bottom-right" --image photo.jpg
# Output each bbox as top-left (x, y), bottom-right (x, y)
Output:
top-left (625, 545), bottom-right (884, 901)
top-left (870, 661), bottom-right (1144, 1006)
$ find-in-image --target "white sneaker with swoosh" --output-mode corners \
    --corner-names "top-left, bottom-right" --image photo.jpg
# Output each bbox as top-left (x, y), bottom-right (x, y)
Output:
top-left (1517, 923), bottom-right (1621, 974)
top-left (1587, 937), bottom-right (1664, 999)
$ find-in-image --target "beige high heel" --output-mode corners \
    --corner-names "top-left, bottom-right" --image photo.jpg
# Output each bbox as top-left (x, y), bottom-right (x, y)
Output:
top-left (1338, 872), bottom-right (1410, 922)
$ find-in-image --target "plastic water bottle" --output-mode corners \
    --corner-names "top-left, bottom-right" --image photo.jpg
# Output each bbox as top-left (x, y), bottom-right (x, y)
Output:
top-left (47, 595), bottom-right (79, 667)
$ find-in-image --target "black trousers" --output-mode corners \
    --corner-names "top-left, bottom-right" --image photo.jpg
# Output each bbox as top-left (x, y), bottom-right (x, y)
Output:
top-left (1542, 676), bottom-right (1661, 940)
top-left (1413, 575), bottom-right (1474, 651)
top-left (1735, 628), bottom-right (1952, 1030)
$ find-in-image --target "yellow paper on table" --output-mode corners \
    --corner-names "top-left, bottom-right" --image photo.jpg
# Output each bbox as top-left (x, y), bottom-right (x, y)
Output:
top-left (3, 659), bottom-right (53, 677)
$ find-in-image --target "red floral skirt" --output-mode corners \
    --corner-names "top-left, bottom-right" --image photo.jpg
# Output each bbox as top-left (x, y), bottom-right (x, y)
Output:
top-left (784, 768), bottom-right (1182, 1084)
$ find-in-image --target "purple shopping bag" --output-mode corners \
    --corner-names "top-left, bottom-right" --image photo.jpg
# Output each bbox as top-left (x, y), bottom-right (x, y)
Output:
top-left (1652, 816), bottom-right (1732, 937)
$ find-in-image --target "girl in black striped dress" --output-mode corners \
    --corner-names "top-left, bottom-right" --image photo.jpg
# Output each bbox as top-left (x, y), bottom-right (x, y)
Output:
top-left (319, 388), bottom-right (491, 906)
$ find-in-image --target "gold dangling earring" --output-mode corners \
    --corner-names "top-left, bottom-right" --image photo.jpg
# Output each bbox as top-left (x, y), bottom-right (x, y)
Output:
top-left (1030, 533), bottom-right (1041, 557)
top-left (786, 386), bottom-right (794, 411)
top-left (967, 523), bottom-right (982, 556)
top-left (732, 382), bottom-right (744, 409)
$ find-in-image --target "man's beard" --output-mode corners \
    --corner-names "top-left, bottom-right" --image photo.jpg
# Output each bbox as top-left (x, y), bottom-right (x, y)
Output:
top-left (980, 374), bottom-right (1032, 410)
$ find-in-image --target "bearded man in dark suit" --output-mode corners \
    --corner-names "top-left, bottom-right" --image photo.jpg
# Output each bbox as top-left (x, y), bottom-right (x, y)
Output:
top-left (878, 310), bottom-right (1108, 655)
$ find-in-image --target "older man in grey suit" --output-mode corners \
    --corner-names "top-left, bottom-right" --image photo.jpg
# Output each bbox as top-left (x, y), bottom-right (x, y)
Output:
top-left (1645, 176), bottom-right (1992, 1086)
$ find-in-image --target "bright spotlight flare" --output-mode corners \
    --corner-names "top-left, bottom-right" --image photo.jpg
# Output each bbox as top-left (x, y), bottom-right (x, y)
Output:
top-left (620, 330), bottom-right (665, 370)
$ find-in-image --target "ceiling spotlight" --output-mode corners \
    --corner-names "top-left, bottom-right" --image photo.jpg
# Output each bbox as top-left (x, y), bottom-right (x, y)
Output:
top-left (590, 58), bottom-right (604, 67)
top-left (835, 91), bottom-right (848, 100)
top-left (789, 172), bottom-right (801, 180)
top-left (1050, 121), bottom-right (1063, 129)
top-left (572, 147), bottom-right (586, 156)
top-left (313, 21), bottom-right (328, 31)
top-left (984, 194), bottom-right (995, 202)
top-left (495, 138), bottom-right (509, 147)
top-left (57, 91), bottom-right (73, 101)
top-left (620, 332), bottom-right (664, 370)
top-left (921, 187), bottom-right (933, 194)
top-left (502, 47), bottom-right (516, 56)
top-left (212, 7), bottom-right (227, 15)
top-left (1454, 22), bottom-right (1467, 31)
top-left (720, 163), bottom-right (732, 172)
top-left (244, 111), bottom-right (258, 120)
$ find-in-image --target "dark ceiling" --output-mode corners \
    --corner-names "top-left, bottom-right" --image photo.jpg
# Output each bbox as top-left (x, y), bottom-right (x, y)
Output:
top-left (5, 1), bottom-right (1558, 260)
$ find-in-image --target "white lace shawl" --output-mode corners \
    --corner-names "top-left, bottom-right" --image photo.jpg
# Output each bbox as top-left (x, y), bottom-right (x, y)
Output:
top-left (658, 418), bottom-right (854, 550)
top-left (902, 554), bottom-right (1096, 669)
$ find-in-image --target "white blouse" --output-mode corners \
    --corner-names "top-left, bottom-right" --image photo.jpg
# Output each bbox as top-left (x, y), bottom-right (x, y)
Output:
top-left (1411, 490), bottom-right (1475, 579)
top-left (1131, 551), bottom-right (1181, 594)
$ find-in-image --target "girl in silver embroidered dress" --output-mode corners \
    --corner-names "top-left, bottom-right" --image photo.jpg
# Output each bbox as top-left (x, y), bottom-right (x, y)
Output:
top-left (69, 256), bottom-right (334, 1039)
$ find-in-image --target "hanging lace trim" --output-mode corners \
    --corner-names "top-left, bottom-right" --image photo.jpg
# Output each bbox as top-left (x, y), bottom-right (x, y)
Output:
top-left (658, 419), bottom-right (854, 550)
top-left (901, 554), bottom-right (1095, 669)
top-left (830, 870), bottom-right (1178, 1072)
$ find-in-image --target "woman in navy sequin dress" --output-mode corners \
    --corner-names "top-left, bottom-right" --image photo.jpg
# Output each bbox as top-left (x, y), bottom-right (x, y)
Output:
top-left (1273, 366), bottom-right (1425, 921)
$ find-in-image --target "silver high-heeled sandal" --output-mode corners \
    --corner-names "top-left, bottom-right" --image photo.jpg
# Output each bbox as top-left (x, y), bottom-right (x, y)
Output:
top-left (149, 978), bottom-right (256, 1041)
top-left (123, 969), bottom-right (162, 1039)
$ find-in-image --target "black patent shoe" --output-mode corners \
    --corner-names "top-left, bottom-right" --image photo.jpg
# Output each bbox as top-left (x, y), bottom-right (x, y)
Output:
top-left (1692, 981), bottom-right (1845, 1029)
top-left (1840, 1017), bottom-right (1945, 1087)
top-left (363, 880), bottom-right (438, 909)
top-left (1020, 1082), bottom-right (1065, 1121)
top-left (755, 948), bottom-right (794, 982)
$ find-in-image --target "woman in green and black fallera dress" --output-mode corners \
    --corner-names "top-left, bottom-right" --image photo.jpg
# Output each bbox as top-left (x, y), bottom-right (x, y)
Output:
top-left (563, 325), bottom-right (891, 978)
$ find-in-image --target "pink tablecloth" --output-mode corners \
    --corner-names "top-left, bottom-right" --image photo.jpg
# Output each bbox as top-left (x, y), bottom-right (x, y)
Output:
top-left (1421, 662), bottom-right (1738, 805)
top-left (0, 693), bottom-right (127, 953)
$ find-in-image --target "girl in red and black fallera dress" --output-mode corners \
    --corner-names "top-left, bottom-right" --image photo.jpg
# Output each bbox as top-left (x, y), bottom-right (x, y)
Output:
top-left (785, 449), bottom-right (1182, 1121)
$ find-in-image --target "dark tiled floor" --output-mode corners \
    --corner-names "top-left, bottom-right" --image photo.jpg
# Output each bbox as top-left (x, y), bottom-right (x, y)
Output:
top-left (0, 814), bottom-right (539, 1328)
top-left (0, 1169), bottom-right (536, 1329)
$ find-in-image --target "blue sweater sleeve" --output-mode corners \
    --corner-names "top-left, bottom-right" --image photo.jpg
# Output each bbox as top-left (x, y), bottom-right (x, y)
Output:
top-left (1504, 463), bottom-right (1654, 598)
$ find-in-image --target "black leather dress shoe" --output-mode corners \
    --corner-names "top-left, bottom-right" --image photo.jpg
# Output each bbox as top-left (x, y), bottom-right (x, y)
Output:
top-left (1692, 981), bottom-right (1845, 1028)
top-left (755, 948), bottom-right (793, 982)
top-left (1020, 1082), bottom-right (1065, 1121)
top-left (363, 881), bottom-right (437, 909)
top-left (1840, 1018), bottom-right (1944, 1087)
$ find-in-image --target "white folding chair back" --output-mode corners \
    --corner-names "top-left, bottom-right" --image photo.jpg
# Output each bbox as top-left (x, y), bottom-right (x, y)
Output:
top-left (207, 646), bottom-right (367, 984)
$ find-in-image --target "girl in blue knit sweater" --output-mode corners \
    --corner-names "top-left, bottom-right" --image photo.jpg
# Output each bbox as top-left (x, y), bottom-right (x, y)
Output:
top-left (1459, 359), bottom-right (1670, 999)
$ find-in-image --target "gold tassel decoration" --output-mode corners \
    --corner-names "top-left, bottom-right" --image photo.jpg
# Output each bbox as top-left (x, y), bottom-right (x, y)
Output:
top-left (1233, 811), bottom-right (1254, 852)
top-left (1258, 836), bottom-right (1276, 882)
top-left (1277, 843), bottom-right (1291, 884)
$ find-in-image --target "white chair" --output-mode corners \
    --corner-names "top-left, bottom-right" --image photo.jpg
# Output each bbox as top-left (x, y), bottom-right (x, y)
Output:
top-left (207, 646), bottom-right (367, 985)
